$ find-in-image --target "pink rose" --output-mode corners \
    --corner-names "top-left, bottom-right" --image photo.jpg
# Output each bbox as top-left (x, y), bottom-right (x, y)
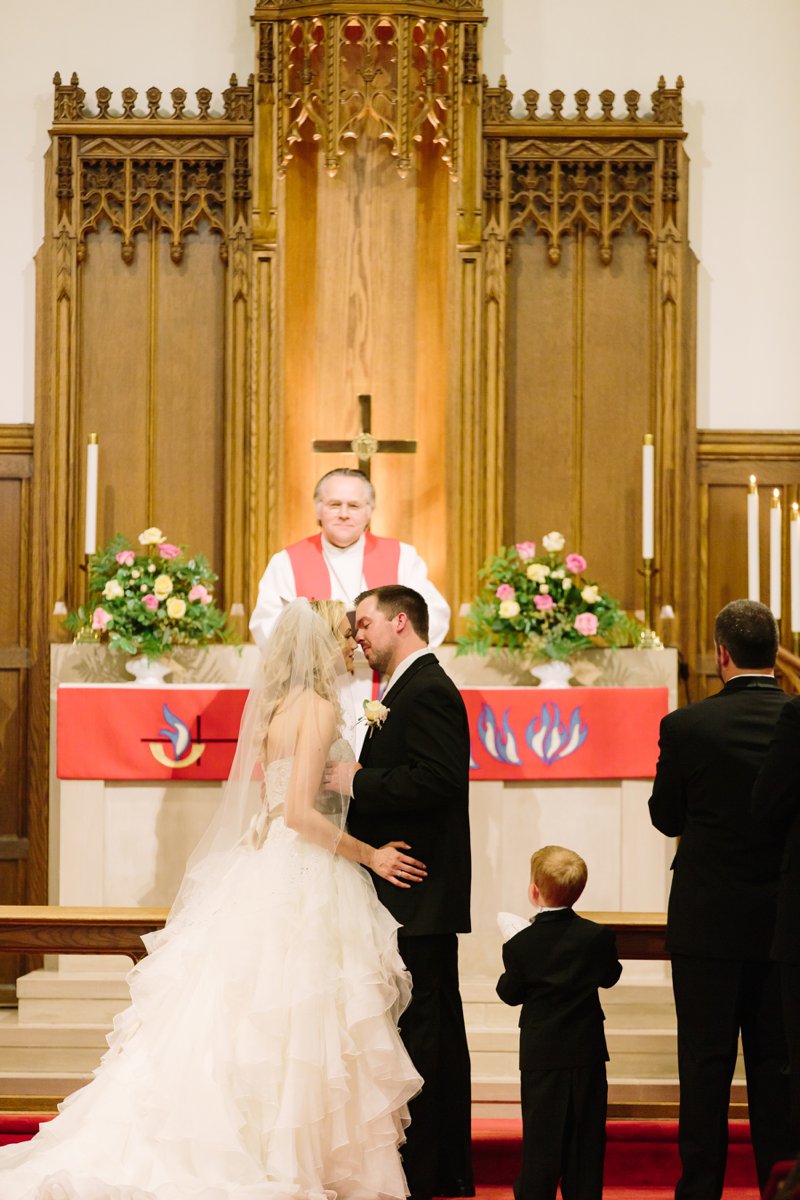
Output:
top-left (514, 541), bottom-right (537, 561)
top-left (159, 543), bottom-right (180, 560)
top-left (143, 594), bottom-right (159, 611)
top-left (115, 550), bottom-right (135, 567)
top-left (91, 606), bottom-right (112, 631)
top-left (565, 553), bottom-right (587, 574)
top-left (574, 612), bottom-right (599, 636)
top-left (188, 584), bottom-right (212, 605)
top-left (534, 594), bottom-right (555, 611)
top-left (496, 584), bottom-right (515, 601)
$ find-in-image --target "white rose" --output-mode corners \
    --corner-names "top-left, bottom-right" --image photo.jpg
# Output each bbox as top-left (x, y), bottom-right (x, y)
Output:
top-left (131, 569), bottom-right (140, 579)
top-left (542, 531), bottom-right (566, 552)
top-left (499, 599), bottom-right (521, 619)
top-left (102, 579), bottom-right (124, 600)
top-left (563, 579), bottom-right (573, 591)
top-left (581, 585), bottom-right (600, 604)
top-left (526, 563), bottom-right (550, 583)
top-left (538, 584), bottom-right (550, 594)
top-left (551, 569), bottom-right (565, 579)
top-left (138, 527), bottom-right (166, 545)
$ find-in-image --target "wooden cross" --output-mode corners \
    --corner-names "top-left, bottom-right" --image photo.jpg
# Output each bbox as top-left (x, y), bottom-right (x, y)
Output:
top-left (311, 394), bottom-right (417, 481)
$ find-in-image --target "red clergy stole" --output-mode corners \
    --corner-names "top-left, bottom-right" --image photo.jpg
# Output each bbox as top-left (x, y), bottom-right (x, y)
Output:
top-left (285, 533), bottom-right (401, 599)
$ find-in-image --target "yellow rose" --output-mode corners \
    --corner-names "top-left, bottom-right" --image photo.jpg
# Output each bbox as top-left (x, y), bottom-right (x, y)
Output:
top-left (102, 579), bottom-right (124, 600)
top-left (499, 599), bottom-right (521, 619)
top-left (153, 574), bottom-right (174, 599)
top-left (581, 585), bottom-right (600, 604)
top-left (166, 596), bottom-right (186, 619)
top-left (139, 527), bottom-right (166, 545)
top-left (526, 563), bottom-right (550, 583)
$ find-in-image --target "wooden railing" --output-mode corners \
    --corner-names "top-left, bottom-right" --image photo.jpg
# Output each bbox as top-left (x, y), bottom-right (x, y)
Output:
top-left (0, 907), bottom-right (169, 962)
top-left (0, 906), bottom-right (668, 963)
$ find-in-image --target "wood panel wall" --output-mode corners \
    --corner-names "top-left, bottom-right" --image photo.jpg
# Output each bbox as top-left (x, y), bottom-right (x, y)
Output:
top-left (0, 426), bottom-right (34, 1000)
top-left (695, 430), bottom-right (800, 700)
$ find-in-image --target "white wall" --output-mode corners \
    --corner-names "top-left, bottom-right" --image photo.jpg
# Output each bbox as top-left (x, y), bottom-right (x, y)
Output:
top-left (0, 0), bottom-right (253, 425)
top-left (2, 0), bottom-right (799, 428)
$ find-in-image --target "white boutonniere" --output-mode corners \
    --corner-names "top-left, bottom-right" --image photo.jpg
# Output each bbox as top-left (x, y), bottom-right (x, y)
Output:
top-left (361, 698), bottom-right (390, 737)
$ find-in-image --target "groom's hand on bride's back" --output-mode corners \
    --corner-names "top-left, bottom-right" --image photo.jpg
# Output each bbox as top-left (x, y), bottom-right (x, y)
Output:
top-left (370, 841), bottom-right (427, 889)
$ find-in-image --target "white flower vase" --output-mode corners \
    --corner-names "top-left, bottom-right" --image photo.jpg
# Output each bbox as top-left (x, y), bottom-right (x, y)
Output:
top-left (125, 656), bottom-right (172, 686)
top-left (531, 659), bottom-right (574, 688)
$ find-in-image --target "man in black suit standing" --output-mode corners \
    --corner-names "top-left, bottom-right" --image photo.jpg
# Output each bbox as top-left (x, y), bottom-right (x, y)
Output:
top-left (326, 584), bottom-right (473, 1200)
top-left (649, 599), bottom-right (794, 1198)
top-left (752, 694), bottom-right (800, 1150)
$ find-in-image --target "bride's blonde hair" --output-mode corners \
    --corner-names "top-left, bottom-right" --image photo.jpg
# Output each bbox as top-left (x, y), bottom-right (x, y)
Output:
top-left (255, 599), bottom-right (346, 749)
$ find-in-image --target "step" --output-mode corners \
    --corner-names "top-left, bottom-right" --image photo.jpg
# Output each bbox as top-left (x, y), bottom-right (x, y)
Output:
top-left (17, 971), bottom-right (130, 1026)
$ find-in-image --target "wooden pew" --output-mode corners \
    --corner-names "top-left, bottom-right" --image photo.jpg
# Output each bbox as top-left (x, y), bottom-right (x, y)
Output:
top-left (0, 906), bottom-right (668, 962)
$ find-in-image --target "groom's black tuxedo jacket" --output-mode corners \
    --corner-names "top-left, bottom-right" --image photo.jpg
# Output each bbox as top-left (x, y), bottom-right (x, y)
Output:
top-left (348, 652), bottom-right (471, 937)
top-left (648, 675), bottom-right (791, 959)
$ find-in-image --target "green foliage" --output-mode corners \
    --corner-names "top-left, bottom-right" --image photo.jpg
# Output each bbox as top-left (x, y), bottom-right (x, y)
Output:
top-left (456, 535), bottom-right (642, 664)
top-left (65, 529), bottom-right (235, 659)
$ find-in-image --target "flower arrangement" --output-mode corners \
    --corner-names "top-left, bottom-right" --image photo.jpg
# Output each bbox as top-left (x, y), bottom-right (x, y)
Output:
top-left (457, 531), bottom-right (642, 664)
top-left (65, 527), bottom-right (232, 659)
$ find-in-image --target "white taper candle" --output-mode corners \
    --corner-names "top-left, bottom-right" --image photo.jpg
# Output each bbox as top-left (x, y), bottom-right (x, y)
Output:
top-left (791, 503), bottom-right (800, 634)
top-left (84, 434), bottom-right (99, 557)
top-left (747, 476), bottom-right (760, 602)
top-left (770, 488), bottom-right (782, 620)
top-left (642, 435), bottom-right (654, 559)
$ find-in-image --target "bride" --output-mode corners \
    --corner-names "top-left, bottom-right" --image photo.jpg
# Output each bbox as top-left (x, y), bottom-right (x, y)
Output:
top-left (0, 599), bottom-right (424, 1200)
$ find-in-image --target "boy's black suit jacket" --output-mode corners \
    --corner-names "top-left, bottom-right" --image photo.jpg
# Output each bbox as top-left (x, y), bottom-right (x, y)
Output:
top-left (496, 910), bottom-right (622, 1071)
top-left (348, 652), bottom-right (471, 936)
top-left (648, 675), bottom-right (791, 959)
top-left (751, 695), bottom-right (800, 965)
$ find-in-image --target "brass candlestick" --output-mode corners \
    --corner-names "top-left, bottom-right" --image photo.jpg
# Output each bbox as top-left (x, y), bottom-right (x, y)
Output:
top-left (639, 558), bottom-right (663, 649)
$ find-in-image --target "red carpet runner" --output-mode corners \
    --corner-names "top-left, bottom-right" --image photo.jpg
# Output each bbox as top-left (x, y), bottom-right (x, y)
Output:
top-left (0, 1114), bottom-right (762, 1197)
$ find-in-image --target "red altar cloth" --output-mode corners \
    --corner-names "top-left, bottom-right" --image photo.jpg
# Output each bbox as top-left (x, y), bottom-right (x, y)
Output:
top-left (57, 684), bottom-right (668, 783)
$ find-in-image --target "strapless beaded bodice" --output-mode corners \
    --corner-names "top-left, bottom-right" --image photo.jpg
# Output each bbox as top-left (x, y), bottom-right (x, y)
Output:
top-left (244, 737), bottom-right (354, 847)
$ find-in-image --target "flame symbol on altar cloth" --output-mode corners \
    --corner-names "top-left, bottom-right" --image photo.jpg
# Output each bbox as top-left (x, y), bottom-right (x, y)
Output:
top-left (147, 704), bottom-right (206, 769)
top-left (161, 705), bottom-right (192, 760)
top-left (477, 705), bottom-right (522, 766)
top-left (526, 703), bottom-right (588, 766)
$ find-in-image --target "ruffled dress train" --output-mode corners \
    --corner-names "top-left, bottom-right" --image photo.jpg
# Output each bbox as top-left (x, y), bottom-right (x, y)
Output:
top-left (0, 759), bottom-right (421, 1200)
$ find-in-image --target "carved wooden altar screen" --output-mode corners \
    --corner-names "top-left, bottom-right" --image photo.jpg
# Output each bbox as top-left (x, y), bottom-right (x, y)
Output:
top-left (24, 1), bottom-right (697, 903)
top-left (483, 78), bottom-right (696, 642)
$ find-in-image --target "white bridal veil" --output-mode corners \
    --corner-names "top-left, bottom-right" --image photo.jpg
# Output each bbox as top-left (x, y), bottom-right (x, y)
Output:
top-left (163, 598), bottom-right (356, 932)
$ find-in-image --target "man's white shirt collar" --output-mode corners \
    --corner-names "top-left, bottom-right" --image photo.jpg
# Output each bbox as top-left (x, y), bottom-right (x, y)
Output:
top-left (321, 533), bottom-right (365, 557)
top-left (383, 646), bottom-right (431, 695)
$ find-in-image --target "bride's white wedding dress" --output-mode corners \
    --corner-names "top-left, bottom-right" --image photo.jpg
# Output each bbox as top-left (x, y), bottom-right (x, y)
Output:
top-left (0, 740), bottom-right (420, 1200)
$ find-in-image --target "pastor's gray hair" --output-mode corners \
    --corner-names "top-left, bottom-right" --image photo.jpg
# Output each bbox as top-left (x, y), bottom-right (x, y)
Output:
top-left (313, 469), bottom-right (375, 509)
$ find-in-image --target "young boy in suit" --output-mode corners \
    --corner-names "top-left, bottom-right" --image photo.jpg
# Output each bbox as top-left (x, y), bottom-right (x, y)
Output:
top-left (496, 846), bottom-right (622, 1200)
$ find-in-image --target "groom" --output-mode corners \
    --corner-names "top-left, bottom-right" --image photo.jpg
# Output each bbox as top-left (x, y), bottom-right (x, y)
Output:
top-left (327, 584), bottom-right (473, 1200)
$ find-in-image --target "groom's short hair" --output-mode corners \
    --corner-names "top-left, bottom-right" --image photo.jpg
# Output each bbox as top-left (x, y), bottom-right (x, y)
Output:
top-left (356, 585), bottom-right (429, 641)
